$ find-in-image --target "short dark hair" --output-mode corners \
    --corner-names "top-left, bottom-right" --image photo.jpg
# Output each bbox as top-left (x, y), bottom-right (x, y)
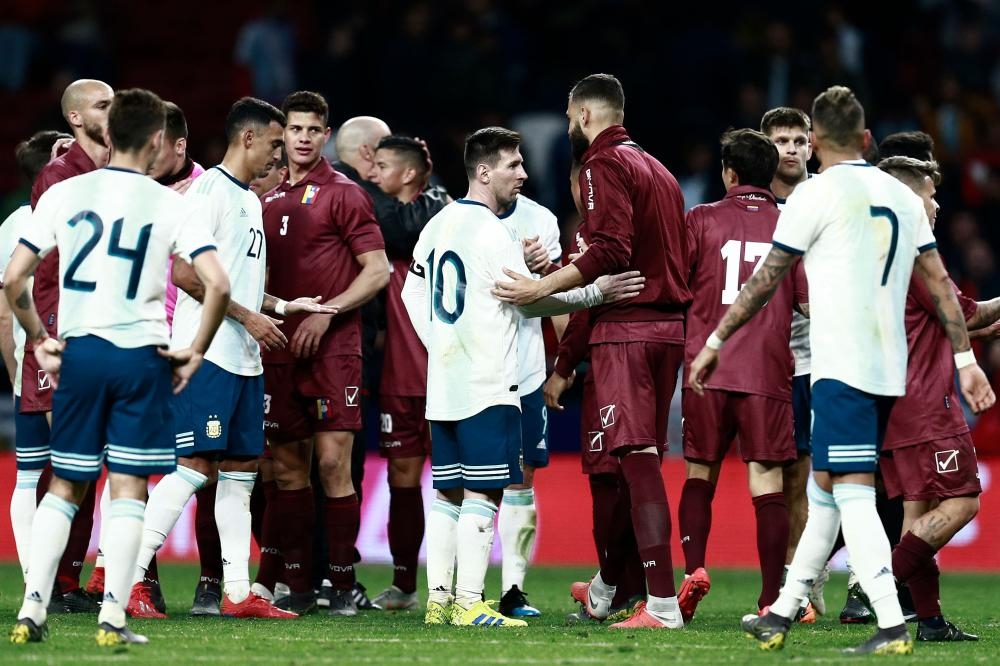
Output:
top-left (878, 131), bottom-right (935, 161)
top-left (760, 107), bottom-right (811, 135)
top-left (163, 101), bottom-right (189, 142)
top-left (224, 97), bottom-right (286, 144)
top-left (376, 135), bottom-right (430, 178)
top-left (464, 127), bottom-right (521, 180)
top-left (569, 73), bottom-right (625, 114)
top-left (720, 129), bottom-right (778, 189)
top-left (811, 86), bottom-right (864, 150)
top-left (877, 156), bottom-right (941, 189)
top-left (281, 90), bottom-right (329, 125)
top-left (15, 130), bottom-right (72, 184)
top-left (108, 89), bottom-right (167, 153)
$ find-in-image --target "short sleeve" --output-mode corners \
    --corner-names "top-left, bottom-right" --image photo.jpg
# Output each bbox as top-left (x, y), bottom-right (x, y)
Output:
top-left (771, 183), bottom-right (819, 255)
top-left (171, 195), bottom-right (218, 261)
top-left (914, 208), bottom-right (937, 255)
top-left (20, 188), bottom-right (59, 257)
top-left (337, 185), bottom-right (386, 257)
top-left (542, 211), bottom-right (562, 263)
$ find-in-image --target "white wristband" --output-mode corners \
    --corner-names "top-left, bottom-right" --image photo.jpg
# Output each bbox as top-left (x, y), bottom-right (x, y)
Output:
top-left (706, 332), bottom-right (725, 351)
top-left (954, 349), bottom-right (976, 369)
top-left (274, 299), bottom-right (288, 316)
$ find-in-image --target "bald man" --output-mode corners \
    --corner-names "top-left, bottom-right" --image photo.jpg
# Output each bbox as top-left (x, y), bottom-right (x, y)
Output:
top-left (25, 80), bottom-right (114, 616)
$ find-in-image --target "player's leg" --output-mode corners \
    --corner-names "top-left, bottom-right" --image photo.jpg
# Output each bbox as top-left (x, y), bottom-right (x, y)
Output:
top-left (249, 451), bottom-right (282, 602)
top-left (10, 398), bottom-right (50, 582)
top-left (426, 420), bottom-right (461, 623)
top-left (191, 483), bottom-right (223, 611)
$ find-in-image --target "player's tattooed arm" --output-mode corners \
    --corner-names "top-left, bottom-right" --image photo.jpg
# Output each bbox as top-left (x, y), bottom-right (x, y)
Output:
top-left (713, 247), bottom-right (797, 340)
top-left (966, 295), bottom-right (1000, 334)
top-left (915, 250), bottom-right (972, 353)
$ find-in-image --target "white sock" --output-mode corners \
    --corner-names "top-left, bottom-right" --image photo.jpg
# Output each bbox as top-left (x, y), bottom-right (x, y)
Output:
top-left (11, 469), bottom-right (42, 580)
top-left (216, 470), bottom-right (255, 603)
top-left (18, 493), bottom-right (77, 625)
top-left (455, 498), bottom-right (498, 609)
top-left (646, 594), bottom-right (683, 627)
top-left (426, 499), bottom-right (460, 605)
top-left (771, 478), bottom-right (840, 619)
top-left (834, 483), bottom-right (904, 629)
top-left (499, 488), bottom-right (536, 594)
top-left (590, 570), bottom-right (616, 600)
top-left (94, 480), bottom-right (111, 569)
top-left (134, 466), bottom-right (206, 584)
top-left (99, 498), bottom-right (146, 628)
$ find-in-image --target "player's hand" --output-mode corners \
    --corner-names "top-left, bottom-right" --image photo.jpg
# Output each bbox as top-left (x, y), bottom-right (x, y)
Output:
top-left (243, 310), bottom-right (288, 351)
top-left (568, 237), bottom-right (590, 263)
top-left (523, 236), bottom-right (552, 275)
top-left (969, 320), bottom-right (1000, 340)
top-left (543, 370), bottom-right (575, 410)
top-left (290, 312), bottom-right (334, 359)
top-left (158, 347), bottom-right (204, 394)
top-left (688, 346), bottom-right (719, 396)
top-left (33, 337), bottom-right (65, 388)
top-left (284, 296), bottom-right (340, 316)
top-left (958, 363), bottom-right (995, 414)
top-left (169, 175), bottom-right (196, 195)
top-left (492, 268), bottom-right (545, 305)
top-left (594, 271), bottom-right (645, 303)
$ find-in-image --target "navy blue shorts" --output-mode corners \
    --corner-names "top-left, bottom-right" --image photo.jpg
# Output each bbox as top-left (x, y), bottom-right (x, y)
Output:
top-left (49, 336), bottom-right (175, 481)
top-left (430, 405), bottom-right (523, 490)
top-left (792, 374), bottom-right (812, 454)
top-left (520, 387), bottom-right (549, 469)
top-left (811, 379), bottom-right (895, 474)
top-left (14, 395), bottom-right (50, 470)
top-left (171, 360), bottom-right (265, 459)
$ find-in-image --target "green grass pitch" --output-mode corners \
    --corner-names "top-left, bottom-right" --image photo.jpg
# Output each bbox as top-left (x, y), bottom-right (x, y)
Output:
top-left (0, 563), bottom-right (996, 663)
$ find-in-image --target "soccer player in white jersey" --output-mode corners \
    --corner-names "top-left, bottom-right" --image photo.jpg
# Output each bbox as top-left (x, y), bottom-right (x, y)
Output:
top-left (6, 88), bottom-right (231, 646)
top-left (127, 97), bottom-right (334, 621)
top-left (496, 194), bottom-right (565, 618)
top-left (402, 126), bottom-right (642, 628)
top-left (690, 86), bottom-right (995, 655)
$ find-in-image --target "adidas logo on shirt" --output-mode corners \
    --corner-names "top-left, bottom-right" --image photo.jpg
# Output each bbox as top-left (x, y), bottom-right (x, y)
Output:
top-left (239, 208), bottom-right (248, 217)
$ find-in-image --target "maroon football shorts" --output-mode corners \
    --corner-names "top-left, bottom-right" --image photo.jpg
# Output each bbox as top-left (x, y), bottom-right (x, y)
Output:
top-left (263, 354), bottom-right (362, 442)
top-left (880, 434), bottom-right (982, 502)
top-left (378, 394), bottom-right (431, 459)
top-left (580, 372), bottom-right (619, 475)
top-left (20, 351), bottom-right (54, 413)
top-left (681, 388), bottom-right (795, 464)
top-left (588, 340), bottom-right (683, 455)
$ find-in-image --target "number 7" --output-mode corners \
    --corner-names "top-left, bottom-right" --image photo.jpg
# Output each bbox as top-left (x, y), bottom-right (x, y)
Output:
top-left (869, 206), bottom-right (899, 286)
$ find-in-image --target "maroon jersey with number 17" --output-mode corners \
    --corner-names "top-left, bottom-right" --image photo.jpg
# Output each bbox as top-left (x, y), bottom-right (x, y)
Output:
top-left (682, 185), bottom-right (807, 401)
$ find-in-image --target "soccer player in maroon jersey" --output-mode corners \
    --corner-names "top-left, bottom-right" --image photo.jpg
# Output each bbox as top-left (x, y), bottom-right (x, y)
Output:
top-left (495, 73), bottom-right (692, 629)
top-left (261, 91), bottom-right (389, 616)
top-left (677, 129), bottom-right (807, 622)
top-left (877, 156), bottom-right (993, 642)
top-left (28, 78), bottom-right (113, 615)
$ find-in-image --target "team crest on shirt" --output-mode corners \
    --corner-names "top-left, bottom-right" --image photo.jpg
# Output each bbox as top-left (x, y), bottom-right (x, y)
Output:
top-left (599, 404), bottom-right (616, 429)
top-left (206, 415), bottom-right (223, 439)
top-left (935, 449), bottom-right (959, 474)
top-left (301, 185), bottom-right (320, 205)
top-left (345, 386), bottom-right (360, 407)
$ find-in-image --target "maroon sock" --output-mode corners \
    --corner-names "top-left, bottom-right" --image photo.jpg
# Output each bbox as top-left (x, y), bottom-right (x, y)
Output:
top-left (892, 532), bottom-right (940, 618)
top-left (278, 486), bottom-right (315, 594)
top-left (588, 474), bottom-right (618, 571)
top-left (621, 453), bottom-right (675, 598)
top-left (195, 485), bottom-right (223, 584)
top-left (679, 478), bottom-right (715, 573)
top-left (254, 481), bottom-right (281, 590)
top-left (752, 492), bottom-right (789, 609)
top-left (613, 526), bottom-right (646, 606)
top-left (387, 486), bottom-right (424, 594)
top-left (600, 476), bottom-right (634, 587)
top-left (325, 494), bottom-right (360, 591)
top-left (249, 477), bottom-right (266, 546)
top-left (57, 483), bottom-right (96, 592)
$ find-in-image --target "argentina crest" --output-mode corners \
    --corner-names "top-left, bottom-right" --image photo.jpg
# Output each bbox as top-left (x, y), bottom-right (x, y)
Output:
top-left (206, 415), bottom-right (223, 439)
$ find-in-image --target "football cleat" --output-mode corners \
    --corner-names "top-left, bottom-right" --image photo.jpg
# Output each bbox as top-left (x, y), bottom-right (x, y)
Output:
top-left (570, 580), bottom-right (612, 621)
top-left (275, 590), bottom-right (317, 616)
top-left (222, 592), bottom-right (298, 619)
top-left (839, 582), bottom-right (874, 624)
top-left (9, 618), bottom-right (48, 644)
top-left (95, 622), bottom-right (148, 647)
top-left (808, 564), bottom-right (830, 616)
top-left (499, 585), bottom-right (540, 618)
top-left (371, 585), bottom-right (420, 611)
top-left (843, 625), bottom-right (913, 655)
top-left (796, 601), bottom-right (816, 624)
top-left (85, 566), bottom-right (106, 597)
top-left (328, 588), bottom-right (358, 617)
top-left (917, 618), bottom-right (978, 642)
top-left (315, 579), bottom-right (332, 608)
top-left (678, 567), bottom-right (711, 624)
top-left (50, 587), bottom-right (100, 614)
top-left (352, 581), bottom-right (375, 611)
top-left (145, 579), bottom-right (167, 614)
top-left (451, 600), bottom-right (526, 627)
top-left (126, 582), bottom-right (167, 619)
top-left (610, 603), bottom-right (682, 629)
top-left (424, 600), bottom-right (452, 625)
top-left (190, 580), bottom-right (222, 617)
top-left (742, 611), bottom-right (791, 651)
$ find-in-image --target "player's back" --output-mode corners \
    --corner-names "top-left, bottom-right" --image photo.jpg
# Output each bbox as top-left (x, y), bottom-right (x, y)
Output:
top-left (27, 168), bottom-right (203, 349)
top-left (774, 161), bottom-right (933, 395)
top-left (412, 200), bottom-right (523, 421)
top-left (684, 186), bottom-right (799, 399)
